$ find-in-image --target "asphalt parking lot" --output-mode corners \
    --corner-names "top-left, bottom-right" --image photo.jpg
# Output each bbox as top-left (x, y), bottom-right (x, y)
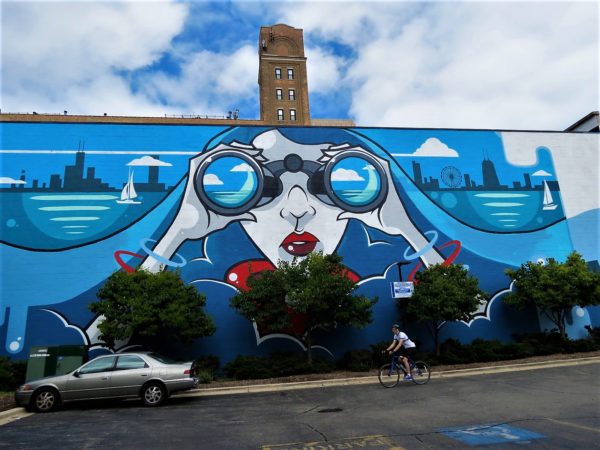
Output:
top-left (0, 359), bottom-right (598, 449)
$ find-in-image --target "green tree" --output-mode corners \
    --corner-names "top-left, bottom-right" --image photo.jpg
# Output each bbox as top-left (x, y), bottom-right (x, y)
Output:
top-left (405, 263), bottom-right (485, 356)
top-left (504, 252), bottom-right (600, 339)
top-left (231, 252), bottom-right (377, 364)
top-left (90, 269), bottom-right (216, 352)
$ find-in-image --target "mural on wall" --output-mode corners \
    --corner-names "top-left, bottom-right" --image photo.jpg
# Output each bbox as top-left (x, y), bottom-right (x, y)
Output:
top-left (1, 123), bottom-right (598, 361)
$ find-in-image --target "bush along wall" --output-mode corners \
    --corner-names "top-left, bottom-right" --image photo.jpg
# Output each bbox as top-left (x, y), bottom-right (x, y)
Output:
top-left (225, 330), bottom-right (600, 380)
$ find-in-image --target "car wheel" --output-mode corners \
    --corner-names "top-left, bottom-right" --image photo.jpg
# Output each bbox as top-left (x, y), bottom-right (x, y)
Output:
top-left (32, 388), bottom-right (59, 413)
top-left (142, 382), bottom-right (166, 407)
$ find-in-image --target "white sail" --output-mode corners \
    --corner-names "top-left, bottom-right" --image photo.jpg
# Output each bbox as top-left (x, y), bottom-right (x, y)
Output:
top-left (116, 168), bottom-right (141, 204)
top-left (128, 170), bottom-right (138, 199)
top-left (542, 180), bottom-right (557, 211)
top-left (120, 175), bottom-right (130, 201)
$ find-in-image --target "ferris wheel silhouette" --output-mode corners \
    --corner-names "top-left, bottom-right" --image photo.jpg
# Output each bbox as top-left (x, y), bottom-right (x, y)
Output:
top-left (441, 166), bottom-right (462, 188)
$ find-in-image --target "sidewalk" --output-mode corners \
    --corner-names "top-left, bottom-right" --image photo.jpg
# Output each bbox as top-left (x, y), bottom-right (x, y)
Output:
top-left (2, 351), bottom-right (599, 424)
top-left (181, 353), bottom-right (600, 397)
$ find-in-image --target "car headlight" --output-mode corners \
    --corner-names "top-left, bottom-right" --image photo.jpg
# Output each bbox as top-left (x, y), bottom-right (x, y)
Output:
top-left (18, 384), bottom-right (33, 392)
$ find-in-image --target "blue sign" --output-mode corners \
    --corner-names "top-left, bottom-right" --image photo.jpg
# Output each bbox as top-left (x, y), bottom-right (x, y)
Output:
top-left (439, 424), bottom-right (545, 446)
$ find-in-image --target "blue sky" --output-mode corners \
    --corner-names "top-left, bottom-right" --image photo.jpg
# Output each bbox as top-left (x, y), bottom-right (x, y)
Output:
top-left (2, 0), bottom-right (598, 130)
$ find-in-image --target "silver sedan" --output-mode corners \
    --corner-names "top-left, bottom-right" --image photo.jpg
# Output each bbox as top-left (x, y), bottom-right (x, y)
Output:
top-left (15, 352), bottom-right (198, 412)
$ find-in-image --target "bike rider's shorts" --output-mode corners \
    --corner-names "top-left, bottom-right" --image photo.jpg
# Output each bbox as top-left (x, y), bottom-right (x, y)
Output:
top-left (397, 347), bottom-right (417, 359)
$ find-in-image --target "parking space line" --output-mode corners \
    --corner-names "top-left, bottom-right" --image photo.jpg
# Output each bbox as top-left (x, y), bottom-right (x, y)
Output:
top-left (544, 418), bottom-right (600, 433)
top-left (261, 434), bottom-right (404, 449)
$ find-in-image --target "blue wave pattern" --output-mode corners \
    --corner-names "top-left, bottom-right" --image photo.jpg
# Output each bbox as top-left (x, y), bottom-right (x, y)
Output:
top-left (427, 190), bottom-right (564, 232)
top-left (1, 192), bottom-right (167, 249)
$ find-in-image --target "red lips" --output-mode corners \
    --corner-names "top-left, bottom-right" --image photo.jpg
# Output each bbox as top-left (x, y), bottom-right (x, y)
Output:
top-left (280, 232), bottom-right (319, 257)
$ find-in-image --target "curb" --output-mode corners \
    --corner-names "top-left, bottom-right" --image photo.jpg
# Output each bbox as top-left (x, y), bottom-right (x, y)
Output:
top-left (177, 355), bottom-right (600, 397)
top-left (1, 356), bottom-right (598, 425)
top-left (0, 407), bottom-right (33, 426)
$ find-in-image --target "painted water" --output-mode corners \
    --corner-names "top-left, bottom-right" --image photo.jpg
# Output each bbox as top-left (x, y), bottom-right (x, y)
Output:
top-left (427, 190), bottom-right (564, 232)
top-left (1, 191), bottom-right (167, 249)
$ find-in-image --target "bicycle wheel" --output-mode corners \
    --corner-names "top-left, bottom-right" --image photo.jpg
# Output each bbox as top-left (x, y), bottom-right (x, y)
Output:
top-left (378, 363), bottom-right (401, 388)
top-left (410, 361), bottom-right (431, 385)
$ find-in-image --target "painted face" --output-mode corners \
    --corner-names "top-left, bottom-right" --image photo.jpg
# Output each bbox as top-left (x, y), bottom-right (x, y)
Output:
top-left (197, 130), bottom-right (388, 264)
top-left (243, 169), bottom-right (347, 263)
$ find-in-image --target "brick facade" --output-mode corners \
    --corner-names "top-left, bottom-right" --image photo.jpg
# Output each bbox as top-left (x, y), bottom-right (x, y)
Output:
top-left (258, 24), bottom-right (311, 125)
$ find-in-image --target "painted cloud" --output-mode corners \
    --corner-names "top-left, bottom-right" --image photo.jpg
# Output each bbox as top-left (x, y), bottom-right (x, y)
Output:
top-left (0, 177), bottom-right (26, 184)
top-left (393, 137), bottom-right (459, 157)
top-left (532, 169), bottom-right (553, 177)
top-left (127, 156), bottom-right (173, 167)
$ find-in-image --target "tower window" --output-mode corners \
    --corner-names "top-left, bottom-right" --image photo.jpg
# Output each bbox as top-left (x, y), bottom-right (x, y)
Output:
top-left (288, 89), bottom-right (296, 101)
top-left (287, 68), bottom-right (294, 80)
top-left (277, 109), bottom-right (284, 121)
top-left (276, 89), bottom-right (283, 100)
top-left (275, 68), bottom-right (282, 79)
top-left (290, 109), bottom-right (297, 121)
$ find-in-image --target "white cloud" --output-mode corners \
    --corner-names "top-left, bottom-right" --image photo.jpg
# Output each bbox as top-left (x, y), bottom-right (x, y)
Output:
top-left (393, 137), bottom-right (458, 157)
top-left (532, 170), bottom-right (553, 177)
top-left (2, 1), bottom-right (189, 115)
top-left (331, 168), bottom-right (365, 181)
top-left (231, 163), bottom-right (254, 172)
top-left (139, 45), bottom-right (258, 115)
top-left (275, 2), bottom-right (414, 47)
top-left (306, 47), bottom-right (346, 93)
top-left (203, 174), bottom-right (223, 185)
top-left (127, 156), bottom-right (173, 167)
top-left (0, 177), bottom-right (26, 185)
top-left (274, 1), bottom-right (598, 130)
top-left (2, 1), bottom-right (597, 130)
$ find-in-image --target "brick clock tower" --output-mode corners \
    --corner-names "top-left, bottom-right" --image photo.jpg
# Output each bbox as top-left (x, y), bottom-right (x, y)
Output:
top-left (258, 24), bottom-right (311, 125)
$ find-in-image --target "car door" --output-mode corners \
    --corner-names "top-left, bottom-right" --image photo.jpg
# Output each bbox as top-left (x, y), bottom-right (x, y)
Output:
top-left (63, 355), bottom-right (116, 400)
top-left (108, 355), bottom-right (151, 397)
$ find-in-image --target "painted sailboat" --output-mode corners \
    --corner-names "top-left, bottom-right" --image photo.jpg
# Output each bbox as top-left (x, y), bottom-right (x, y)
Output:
top-left (116, 169), bottom-right (141, 204)
top-left (542, 180), bottom-right (557, 211)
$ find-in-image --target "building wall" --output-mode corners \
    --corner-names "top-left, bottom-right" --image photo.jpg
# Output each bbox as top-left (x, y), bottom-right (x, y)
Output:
top-left (1, 122), bottom-right (598, 361)
top-left (259, 24), bottom-right (310, 125)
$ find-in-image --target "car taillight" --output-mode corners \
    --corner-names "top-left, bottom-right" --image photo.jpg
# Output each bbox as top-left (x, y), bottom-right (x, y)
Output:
top-left (184, 369), bottom-right (192, 376)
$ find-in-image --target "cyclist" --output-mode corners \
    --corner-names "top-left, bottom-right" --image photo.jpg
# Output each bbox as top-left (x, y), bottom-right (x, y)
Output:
top-left (385, 324), bottom-right (417, 381)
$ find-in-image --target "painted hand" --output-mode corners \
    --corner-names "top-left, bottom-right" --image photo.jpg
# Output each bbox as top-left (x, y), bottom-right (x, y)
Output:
top-left (141, 149), bottom-right (255, 272)
top-left (338, 155), bottom-right (444, 266)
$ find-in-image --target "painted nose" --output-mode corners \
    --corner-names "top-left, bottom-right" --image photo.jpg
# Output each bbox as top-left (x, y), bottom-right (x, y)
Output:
top-left (281, 185), bottom-right (316, 231)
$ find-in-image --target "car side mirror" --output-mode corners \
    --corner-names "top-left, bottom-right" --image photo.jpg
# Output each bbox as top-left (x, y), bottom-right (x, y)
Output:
top-left (73, 371), bottom-right (80, 378)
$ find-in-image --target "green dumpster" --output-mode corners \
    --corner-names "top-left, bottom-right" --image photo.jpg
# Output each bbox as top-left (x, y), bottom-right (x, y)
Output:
top-left (26, 345), bottom-right (87, 382)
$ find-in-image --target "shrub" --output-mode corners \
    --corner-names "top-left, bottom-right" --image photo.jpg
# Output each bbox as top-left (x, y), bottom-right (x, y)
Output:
top-left (437, 338), bottom-right (475, 364)
top-left (431, 332), bottom-right (599, 366)
top-left (194, 354), bottom-right (220, 379)
top-left (369, 342), bottom-right (391, 368)
top-left (223, 355), bottom-right (271, 380)
top-left (197, 370), bottom-right (214, 385)
top-left (514, 332), bottom-right (569, 355)
top-left (585, 325), bottom-right (600, 345)
top-left (563, 338), bottom-right (597, 353)
top-left (223, 353), bottom-right (334, 380)
top-left (0, 357), bottom-right (26, 391)
top-left (339, 349), bottom-right (372, 372)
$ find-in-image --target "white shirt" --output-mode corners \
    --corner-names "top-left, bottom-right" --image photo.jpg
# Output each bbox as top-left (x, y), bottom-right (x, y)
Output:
top-left (394, 331), bottom-right (416, 349)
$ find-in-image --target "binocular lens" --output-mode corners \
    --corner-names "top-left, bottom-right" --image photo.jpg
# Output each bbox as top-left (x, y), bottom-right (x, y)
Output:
top-left (196, 149), bottom-right (387, 215)
top-left (329, 156), bottom-right (383, 207)
top-left (198, 155), bottom-right (261, 213)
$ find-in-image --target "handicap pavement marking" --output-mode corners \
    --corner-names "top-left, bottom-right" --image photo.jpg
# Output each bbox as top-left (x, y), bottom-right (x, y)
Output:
top-left (262, 434), bottom-right (405, 450)
top-left (439, 423), bottom-right (545, 446)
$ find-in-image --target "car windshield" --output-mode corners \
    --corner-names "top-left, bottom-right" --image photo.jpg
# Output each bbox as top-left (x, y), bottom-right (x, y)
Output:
top-left (147, 352), bottom-right (179, 364)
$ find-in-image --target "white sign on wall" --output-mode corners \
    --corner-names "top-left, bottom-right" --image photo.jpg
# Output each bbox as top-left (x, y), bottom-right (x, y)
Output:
top-left (391, 281), bottom-right (414, 298)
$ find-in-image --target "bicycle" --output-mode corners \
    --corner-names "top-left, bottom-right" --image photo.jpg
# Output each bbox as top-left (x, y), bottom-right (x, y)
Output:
top-left (378, 354), bottom-right (431, 387)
